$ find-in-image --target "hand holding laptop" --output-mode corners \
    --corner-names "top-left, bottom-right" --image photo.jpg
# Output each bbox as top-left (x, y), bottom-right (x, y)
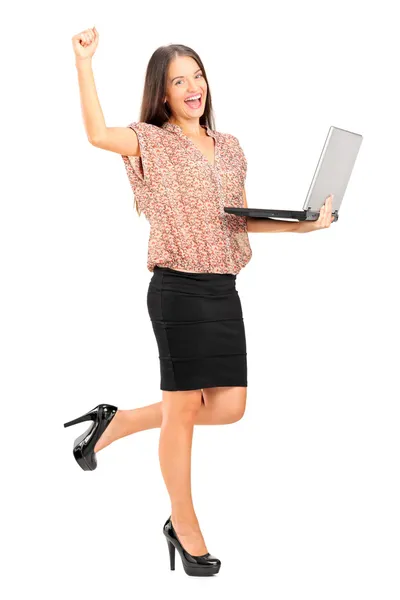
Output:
top-left (224, 126), bottom-right (363, 223)
top-left (296, 194), bottom-right (335, 233)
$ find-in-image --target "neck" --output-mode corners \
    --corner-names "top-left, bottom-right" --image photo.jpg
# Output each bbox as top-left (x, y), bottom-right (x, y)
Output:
top-left (170, 118), bottom-right (204, 137)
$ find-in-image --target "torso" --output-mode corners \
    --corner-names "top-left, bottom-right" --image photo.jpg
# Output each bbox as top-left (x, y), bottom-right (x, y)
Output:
top-left (186, 132), bottom-right (216, 168)
top-left (122, 120), bottom-right (252, 275)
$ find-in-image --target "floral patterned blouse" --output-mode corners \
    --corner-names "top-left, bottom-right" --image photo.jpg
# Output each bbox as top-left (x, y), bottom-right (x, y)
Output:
top-left (121, 121), bottom-right (252, 274)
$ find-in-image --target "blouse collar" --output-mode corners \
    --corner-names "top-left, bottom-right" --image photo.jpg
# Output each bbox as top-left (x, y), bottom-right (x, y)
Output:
top-left (161, 121), bottom-right (216, 138)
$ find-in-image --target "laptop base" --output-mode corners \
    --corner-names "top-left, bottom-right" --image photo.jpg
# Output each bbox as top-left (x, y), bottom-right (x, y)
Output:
top-left (224, 207), bottom-right (339, 222)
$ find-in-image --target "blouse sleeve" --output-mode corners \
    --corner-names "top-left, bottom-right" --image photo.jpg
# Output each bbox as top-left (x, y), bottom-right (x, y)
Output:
top-left (221, 133), bottom-right (249, 232)
top-left (121, 121), bottom-right (158, 217)
top-left (229, 134), bottom-right (248, 185)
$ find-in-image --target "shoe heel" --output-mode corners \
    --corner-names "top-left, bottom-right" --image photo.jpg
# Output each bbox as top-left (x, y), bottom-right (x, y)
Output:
top-left (63, 412), bottom-right (93, 428)
top-left (166, 539), bottom-right (175, 570)
top-left (163, 515), bottom-right (221, 576)
top-left (63, 404), bottom-right (118, 472)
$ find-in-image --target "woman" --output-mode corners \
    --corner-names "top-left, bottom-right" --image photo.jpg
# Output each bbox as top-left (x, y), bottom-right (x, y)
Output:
top-left (64, 27), bottom-right (335, 577)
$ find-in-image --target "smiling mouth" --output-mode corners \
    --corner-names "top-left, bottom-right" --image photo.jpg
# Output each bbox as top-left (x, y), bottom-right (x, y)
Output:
top-left (184, 94), bottom-right (203, 109)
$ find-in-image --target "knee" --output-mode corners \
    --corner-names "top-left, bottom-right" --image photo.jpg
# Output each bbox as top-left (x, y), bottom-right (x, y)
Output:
top-left (221, 393), bottom-right (247, 423)
top-left (162, 390), bottom-right (203, 424)
top-left (203, 387), bottom-right (247, 423)
top-left (228, 388), bottom-right (247, 423)
top-left (228, 400), bottom-right (246, 423)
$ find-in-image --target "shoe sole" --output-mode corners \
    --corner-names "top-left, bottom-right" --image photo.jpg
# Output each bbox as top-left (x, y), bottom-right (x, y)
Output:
top-left (163, 534), bottom-right (221, 576)
top-left (73, 445), bottom-right (95, 471)
top-left (183, 564), bottom-right (220, 576)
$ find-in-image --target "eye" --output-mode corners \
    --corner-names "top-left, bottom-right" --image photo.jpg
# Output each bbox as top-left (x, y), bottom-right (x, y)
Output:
top-left (175, 73), bottom-right (203, 85)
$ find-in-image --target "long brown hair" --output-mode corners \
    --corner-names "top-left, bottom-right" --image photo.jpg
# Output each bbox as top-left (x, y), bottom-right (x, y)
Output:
top-left (134, 44), bottom-right (216, 216)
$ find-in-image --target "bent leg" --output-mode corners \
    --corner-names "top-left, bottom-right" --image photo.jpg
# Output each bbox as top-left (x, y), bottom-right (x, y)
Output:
top-left (94, 387), bottom-right (247, 452)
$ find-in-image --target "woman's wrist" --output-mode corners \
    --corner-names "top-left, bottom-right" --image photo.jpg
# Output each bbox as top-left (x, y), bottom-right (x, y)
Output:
top-left (296, 221), bottom-right (317, 233)
top-left (75, 57), bottom-right (93, 68)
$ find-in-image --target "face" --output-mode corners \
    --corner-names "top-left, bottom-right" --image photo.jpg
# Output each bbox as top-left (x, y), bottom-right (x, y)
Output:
top-left (164, 55), bottom-right (207, 123)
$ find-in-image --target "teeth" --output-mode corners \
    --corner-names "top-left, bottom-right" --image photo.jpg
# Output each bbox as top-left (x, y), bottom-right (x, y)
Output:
top-left (185, 94), bottom-right (201, 101)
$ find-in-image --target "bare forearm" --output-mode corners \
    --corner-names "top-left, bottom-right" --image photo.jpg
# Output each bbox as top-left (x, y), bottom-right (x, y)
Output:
top-left (75, 58), bottom-right (107, 142)
top-left (246, 217), bottom-right (300, 233)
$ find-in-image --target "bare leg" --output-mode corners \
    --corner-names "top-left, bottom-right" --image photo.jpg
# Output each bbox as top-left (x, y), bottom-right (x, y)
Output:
top-left (94, 392), bottom-right (238, 453)
top-left (92, 388), bottom-right (244, 556)
top-left (159, 389), bottom-right (207, 556)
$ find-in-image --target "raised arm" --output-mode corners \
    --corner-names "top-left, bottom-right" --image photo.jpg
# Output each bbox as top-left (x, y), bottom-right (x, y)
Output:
top-left (72, 26), bottom-right (140, 157)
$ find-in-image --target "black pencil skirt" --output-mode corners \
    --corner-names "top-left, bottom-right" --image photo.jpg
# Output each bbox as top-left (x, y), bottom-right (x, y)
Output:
top-left (147, 265), bottom-right (248, 391)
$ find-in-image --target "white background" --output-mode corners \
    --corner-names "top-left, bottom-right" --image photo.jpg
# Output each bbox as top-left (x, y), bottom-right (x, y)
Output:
top-left (1, 0), bottom-right (399, 598)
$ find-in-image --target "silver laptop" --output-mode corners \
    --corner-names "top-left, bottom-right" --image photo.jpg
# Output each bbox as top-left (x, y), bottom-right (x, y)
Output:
top-left (224, 126), bottom-right (363, 222)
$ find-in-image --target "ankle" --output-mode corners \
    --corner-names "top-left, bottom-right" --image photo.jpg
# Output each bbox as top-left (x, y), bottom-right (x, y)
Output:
top-left (171, 515), bottom-right (200, 534)
top-left (115, 409), bottom-right (130, 436)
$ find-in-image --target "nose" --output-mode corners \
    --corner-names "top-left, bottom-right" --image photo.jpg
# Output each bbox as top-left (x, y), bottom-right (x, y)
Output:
top-left (187, 78), bottom-right (204, 93)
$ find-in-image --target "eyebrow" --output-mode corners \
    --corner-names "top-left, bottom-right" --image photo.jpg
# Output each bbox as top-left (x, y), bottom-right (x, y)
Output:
top-left (171, 68), bottom-right (202, 83)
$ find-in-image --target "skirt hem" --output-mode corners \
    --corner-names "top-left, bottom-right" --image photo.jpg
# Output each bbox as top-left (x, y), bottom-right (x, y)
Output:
top-left (160, 382), bottom-right (248, 392)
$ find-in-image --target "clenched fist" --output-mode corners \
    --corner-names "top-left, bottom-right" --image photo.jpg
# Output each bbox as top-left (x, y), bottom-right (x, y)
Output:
top-left (72, 27), bottom-right (99, 61)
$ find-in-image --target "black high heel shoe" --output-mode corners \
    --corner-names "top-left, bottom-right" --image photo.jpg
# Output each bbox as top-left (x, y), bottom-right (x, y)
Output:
top-left (163, 516), bottom-right (221, 576)
top-left (63, 404), bottom-right (118, 471)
